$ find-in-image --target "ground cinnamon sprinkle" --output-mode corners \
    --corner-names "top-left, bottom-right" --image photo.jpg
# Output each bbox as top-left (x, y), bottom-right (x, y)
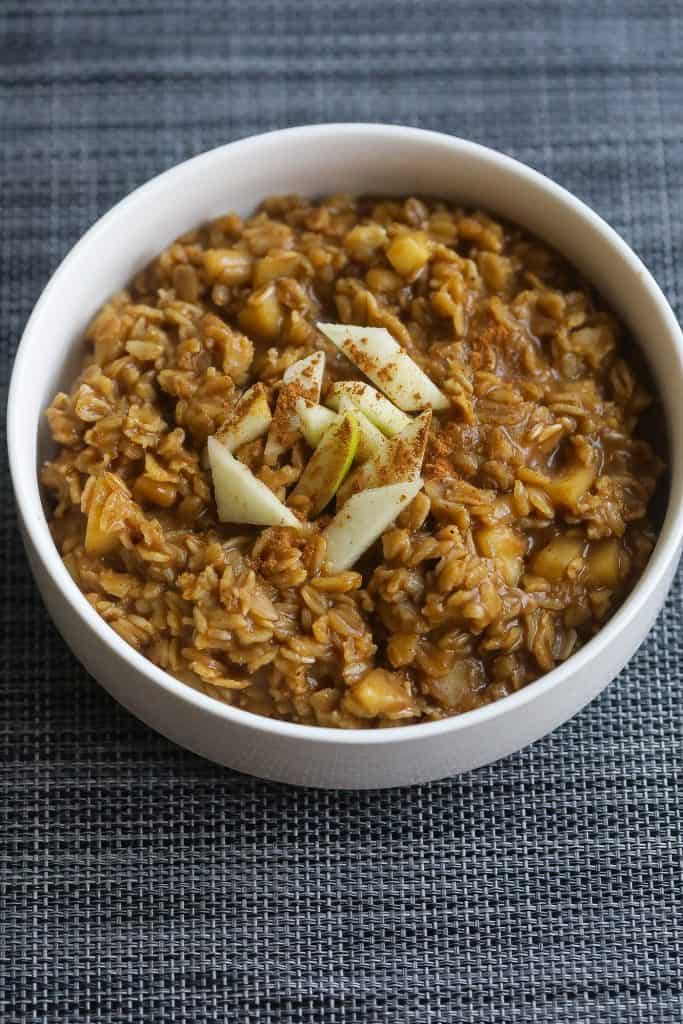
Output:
top-left (346, 342), bottom-right (376, 378)
top-left (377, 361), bottom-right (396, 383)
top-left (267, 379), bottom-right (309, 450)
top-left (41, 193), bottom-right (666, 727)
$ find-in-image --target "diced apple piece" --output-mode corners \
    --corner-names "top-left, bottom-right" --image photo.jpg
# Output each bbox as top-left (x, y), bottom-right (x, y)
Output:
top-left (569, 325), bottom-right (616, 370)
top-left (323, 479), bottom-right (424, 572)
top-left (290, 412), bottom-right (359, 516)
top-left (85, 483), bottom-right (119, 556)
top-left (337, 410), bottom-right (431, 506)
top-left (586, 539), bottom-right (625, 588)
top-left (344, 669), bottom-right (412, 718)
top-left (207, 436), bottom-right (300, 528)
top-left (317, 323), bottom-right (449, 412)
top-left (296, 400), bottom-right (338, 447)
top-left (476, 524), bottom-right (525, 585)
top-left (386, 232), bottom-right (431, 277)
top-left (344, 223), bottom-right (388, 262)
top-left (530, 533), bottom-right (585, 581)
top-left (424, 659), bottom-right (480, 712)
top-left (546, 462), bottom-right (596, 509)
top-left (85, 514), bottom-right (119, 557)
top-left (84, 475), bottom-right (131, 556)
top-left (214, 383), bottom-right (272, 453)
top-left (336, 395), bottom-right (387, 462)
top-left (264, 351), bottom-right (326, 464)
top-left (238, 286), bottom-right (283, 339)
top-left (520, 460), bottom-right (597, 511)
top-left (326, 381), bottom-right (410, 436)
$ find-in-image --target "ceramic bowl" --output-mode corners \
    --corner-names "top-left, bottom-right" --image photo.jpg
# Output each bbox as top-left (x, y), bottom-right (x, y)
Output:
top-left (8, 124), bottom-right (683, 788)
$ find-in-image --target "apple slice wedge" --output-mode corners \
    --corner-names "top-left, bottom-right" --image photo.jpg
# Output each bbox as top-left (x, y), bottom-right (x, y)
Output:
top-left (290, 412), bottom-right (359, 516)
top-left (318, 323), bottom-right (449, 412)
top-left (297, 397), bottom-right (386, 463)
top-left (336, 395), bottom-right (387, 462)
top-left (326, 380), bottom-right (411, 437)
top-left (207, 436), bottom-right (300, 528)
top-left (323, 479), bottom-right (424, 572)
top-left (283, 350), bottom-right (325, 393)
top-left (214, 383), bottom-right (272, 453)
top-left (337, 409), bottom-right (431, 506)
top-left (296, 400), bottom-right (338, 448)
top-left (264, 350), bottom-right (325, 465)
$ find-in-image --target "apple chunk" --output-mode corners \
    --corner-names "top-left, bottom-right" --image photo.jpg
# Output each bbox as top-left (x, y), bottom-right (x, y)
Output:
top-left (326, 381), bottom-right (410, 436)
top-left (476, 524), bottom-right (526, 585)
top-left (214, 383), bottom-right (272, 452)
top-left (207, 436), bottom-right (300, 528)
top-left (520, 455), bottom-right (597, 512)
top-left (337, 409), bottom-right (431, 506)
top-left (318, 322), bottom-right (449, 412)
top-left (297, 398), bottom-right (386, 465)
top-left (283, 349), bottom-right (325, 393)
top-left (290, 412), bottom-right (359, 516)
top-left (336, 395), bottom-right (387, 461)
top-left (586, 538), bottom-right (625, 588)
top-left (264, 351), bottom-right (325, 465)
top-left (296, 400), bottom-right (338, 447)
top-left (323, 479), bottom-right (424, 572)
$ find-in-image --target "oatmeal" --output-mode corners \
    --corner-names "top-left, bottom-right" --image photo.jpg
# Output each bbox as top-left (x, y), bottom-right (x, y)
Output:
top-left (41, 194), bottom-right (665, 726)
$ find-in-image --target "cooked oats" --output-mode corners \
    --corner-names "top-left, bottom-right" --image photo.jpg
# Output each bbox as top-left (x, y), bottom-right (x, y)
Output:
top-left (42, 194), bottom-right (666, 727)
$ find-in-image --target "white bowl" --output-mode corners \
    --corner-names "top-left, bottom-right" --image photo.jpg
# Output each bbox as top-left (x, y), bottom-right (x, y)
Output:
top-left (8, 124), bottom-right (683, 789)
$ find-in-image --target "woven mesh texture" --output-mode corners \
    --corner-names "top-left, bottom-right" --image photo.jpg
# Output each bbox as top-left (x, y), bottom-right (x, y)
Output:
top-left (2, 2), bottom-right (683, 1021)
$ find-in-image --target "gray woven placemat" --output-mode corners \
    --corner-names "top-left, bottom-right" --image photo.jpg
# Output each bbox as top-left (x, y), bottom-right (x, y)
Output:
top-left (2, 2), bottom-right (682, 1021)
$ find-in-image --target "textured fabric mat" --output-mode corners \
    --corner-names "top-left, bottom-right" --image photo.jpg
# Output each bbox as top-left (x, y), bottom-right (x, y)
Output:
top-left (1, 2), bottom-right (682, 1021)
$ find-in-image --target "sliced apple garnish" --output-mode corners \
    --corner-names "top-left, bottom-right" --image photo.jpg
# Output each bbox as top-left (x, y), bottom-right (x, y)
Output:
top-left (290, 412), bottom-right (359, 516)
top-left (297, 396), bottom-right (387, 467)
top-left (337, 409), bottom-right (431, 506)
top-left (326, 381), bottom-right (410, 437)
top-left (207, 436), bottom-right (300, 528)
top-left (283, 350), bottom-right (325, 394)
top-left (296, 400), bottom-right (338, 448)
top-left (318, 322), bottom-right (449, 412)
top-left (264, 351), bottom-right (325, 465)
top-left (214, 383), bottom-right (272, 453)
top-left (336, 395), bottom-right (387, 462)
top-left (323, 479), bottom-right (424, 572)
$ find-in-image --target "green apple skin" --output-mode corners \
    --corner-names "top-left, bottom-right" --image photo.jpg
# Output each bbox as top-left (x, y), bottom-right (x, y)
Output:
top-left (290, 412), bottom-right (359, 516)
top-left (336, 395), bottom-right (387, 462)
top-left (299, 395), bottom-right (388, 468)
top-left (336, 409), bottom-right (431, 507)
top-left (326, 381), bottom-right (410, 436)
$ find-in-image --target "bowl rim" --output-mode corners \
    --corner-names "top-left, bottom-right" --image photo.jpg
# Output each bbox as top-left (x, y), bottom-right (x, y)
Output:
top-left (8, 122), bottom-right (683, 747)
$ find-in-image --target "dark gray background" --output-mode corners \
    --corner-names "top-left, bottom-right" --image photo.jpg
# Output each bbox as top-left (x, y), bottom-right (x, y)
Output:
top-left (2, 2), bottom-right (682, 1021)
